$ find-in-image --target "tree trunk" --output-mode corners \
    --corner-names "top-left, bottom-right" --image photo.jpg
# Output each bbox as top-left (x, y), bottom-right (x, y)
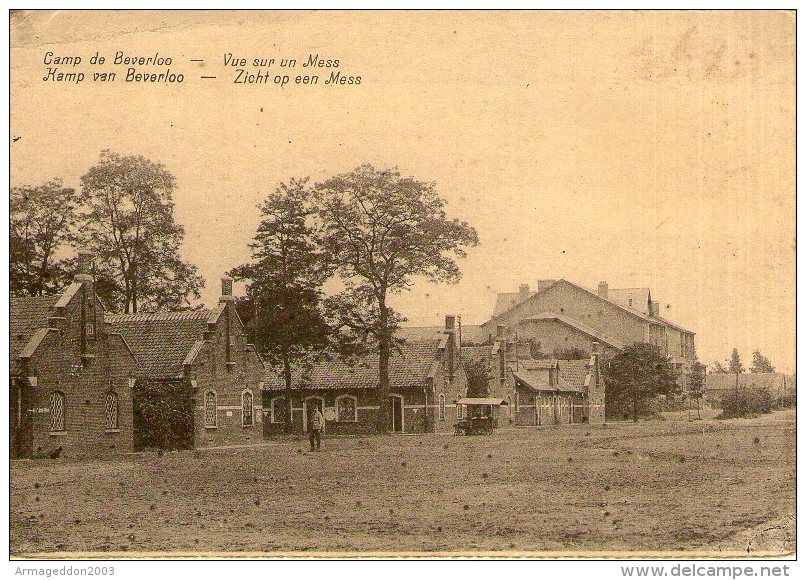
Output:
top-left (283, 353), bottom-right (293, 434)
top-left (376, 300), bottom-right (390, 434)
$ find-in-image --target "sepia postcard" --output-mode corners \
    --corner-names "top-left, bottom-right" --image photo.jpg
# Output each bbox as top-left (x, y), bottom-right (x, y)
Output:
top-left (7, 9), bottom-right (796, 562)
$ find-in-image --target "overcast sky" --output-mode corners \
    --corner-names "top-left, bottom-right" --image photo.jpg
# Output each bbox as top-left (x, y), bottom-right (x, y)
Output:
top-left (10, 10), bottom-right (795, 372)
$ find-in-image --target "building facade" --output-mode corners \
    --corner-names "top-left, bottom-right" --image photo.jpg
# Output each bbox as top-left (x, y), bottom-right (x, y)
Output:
top-left (262, 316), bottom-right (468, 435)
top-left (10, 252), bottom-right (139, 459)
top-left (108, 277), bottom-right (266, 449)
top-left (480, 279), bottom-right (696, 387)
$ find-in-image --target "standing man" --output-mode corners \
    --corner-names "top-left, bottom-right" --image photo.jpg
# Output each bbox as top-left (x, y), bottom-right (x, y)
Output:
top-left (309, 407), bottom-right (324, 451)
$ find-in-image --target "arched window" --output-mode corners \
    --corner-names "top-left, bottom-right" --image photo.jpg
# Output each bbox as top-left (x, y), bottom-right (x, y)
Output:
top-left (204, 390), bottom-right (217, 428)
top-left (242, 390), bottom-right (254, 427)
top-left (50, 391), bottom-right (65, 432)
top-left (271, 397), bottom-right (288, 424)
top-left (336, 395), bottom-right (357, 422)
top-left (105, 391), bottom-right (119, 430)
top-left (438, 394), bottom-right (446, 420)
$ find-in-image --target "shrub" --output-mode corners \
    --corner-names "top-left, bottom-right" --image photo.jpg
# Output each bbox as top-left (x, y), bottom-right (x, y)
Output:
top-left (718, 385), bottom-right (775, 418)
top-left (133, 379), bottom-right (196, 450)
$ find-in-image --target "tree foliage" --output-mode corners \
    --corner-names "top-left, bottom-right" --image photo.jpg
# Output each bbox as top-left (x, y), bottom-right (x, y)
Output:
top-left (728, 348), bottom-right (745, 374)
top-left (710, 360), bottom-right (728, 373)
top-left (750, 349), bottom-right (775, 373)
top-left (687, 359), bottom-right (706, 419)
top-left (77, 150), bottom-right (203, 313)
top-left (132, 379), bottom-right (195, 450)
top-left (229, 178), bottom-right (331, 431)
top-left (464, 358), bottom-right (490, 398)
top-left (603, 342), bottom-right (679, 422)
top-left (313, 164), bottom-right (479, 432)
top-left (10, 180), bottom-right (81, 296)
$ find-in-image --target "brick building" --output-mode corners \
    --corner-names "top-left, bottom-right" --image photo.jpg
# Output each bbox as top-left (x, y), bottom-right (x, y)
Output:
top-left (108, 277), bottom-right (266, 449)
top-left (482, 331), bottom-right (606, 426)
top-left (262, 316), bottom-right (467, 435)
top-left (10, 252), bottom-right (139, 459)
top-left (480, 279), bottom-right (696, 386)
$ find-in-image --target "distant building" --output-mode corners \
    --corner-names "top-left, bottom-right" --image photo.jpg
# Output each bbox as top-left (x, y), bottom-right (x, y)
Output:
top-left (484, 333), bottom-right (606, 426)
top-left (262, 316), bottom-right (467, 435)
top-left (480, 279), bottom-right (696, 387)
top-left (705, 373), bottom-right (794, 408)
top-left (10, 251), bottom-right (139, 459)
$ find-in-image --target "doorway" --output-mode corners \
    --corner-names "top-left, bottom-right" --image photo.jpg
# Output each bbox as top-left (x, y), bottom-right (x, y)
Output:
top-left (389, 395), bottom-right (404, 433)
top-left (304, 397), bottom-right (324, 432)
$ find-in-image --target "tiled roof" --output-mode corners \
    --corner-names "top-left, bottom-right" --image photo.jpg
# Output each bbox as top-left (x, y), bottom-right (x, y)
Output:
top-left (10, 296), bottom-right (60, 363)
top-left (559, 359), bottom-right (590, 389)
top-left (511, 358), bottom-right (590, 393)
top-left (396, 324), bottom-right (487, 345)
top-left (263, 341), bottom-right (441, 391)
top-left (519, 312), bottom-right (625, 349)
top-left (107, 310), bottom-right (213, 379)
top-left (460, 345), bottom-right (492, 366)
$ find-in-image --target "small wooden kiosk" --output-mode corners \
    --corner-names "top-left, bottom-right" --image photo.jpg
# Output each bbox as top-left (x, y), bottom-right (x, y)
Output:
top-left (454, 398), bottom-right (508, 435)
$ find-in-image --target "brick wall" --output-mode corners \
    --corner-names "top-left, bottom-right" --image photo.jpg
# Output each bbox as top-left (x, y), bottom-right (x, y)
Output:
top-left (187, 300), bottom-right (266, 448)
top-left (17, 286), bottom-right (138, 459)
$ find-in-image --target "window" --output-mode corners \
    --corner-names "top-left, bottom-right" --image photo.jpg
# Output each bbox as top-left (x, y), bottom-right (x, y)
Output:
top-left (514, 391), bottom-right (520, 412)
top-left (242, 390), bottom-right (254, 427)
top-left (271, 397), bottom-right (288, 424)
top-left (50, 391), bottom-right (65, 432)
top-left (457, 403), bottom-right (464, 419)
top-left (438, 394), bottom-right (446, 420)
top-left (336, 395), bottom-right (357, 422)
top-left (204, 390), bottom-right (217, 428)
top-left (105, 391), bottom-right (119, 430)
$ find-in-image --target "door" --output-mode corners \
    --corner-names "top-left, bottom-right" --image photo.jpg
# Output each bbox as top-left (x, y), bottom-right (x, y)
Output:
top-left (389, 395), bottom-right (403, 433)
top-left (305, 397), bottom-right (324, 432)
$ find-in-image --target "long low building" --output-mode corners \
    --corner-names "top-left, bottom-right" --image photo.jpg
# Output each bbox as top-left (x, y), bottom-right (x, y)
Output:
top-left (261, 316), bottom-right (467, 435)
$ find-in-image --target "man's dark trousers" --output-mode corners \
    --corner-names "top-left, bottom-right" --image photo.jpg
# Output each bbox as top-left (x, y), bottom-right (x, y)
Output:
top-left (309, 429), bottom-right (321, 451)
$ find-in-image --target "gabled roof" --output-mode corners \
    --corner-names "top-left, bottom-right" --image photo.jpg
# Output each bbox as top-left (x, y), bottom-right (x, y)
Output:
top-left (262, 341), bottom-right (443, 391)
top-left (489, 279), bottom-right (658, 326)
top-left (510, 358), bottom-right (591, 393)
top-left (107, 310), bottom-right (213, 379)
top-left (519, 311), bottom-right (625, 350)
top-left (11, 295), bottom-right (61, 374)
top-left (10, 296), bottom-right (60, 361)
top-left (493, 292), bottom-right (537, 317)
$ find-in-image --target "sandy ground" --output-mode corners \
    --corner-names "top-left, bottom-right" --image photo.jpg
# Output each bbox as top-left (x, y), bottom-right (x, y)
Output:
top-left (11, 409), bottom-right (795, 557)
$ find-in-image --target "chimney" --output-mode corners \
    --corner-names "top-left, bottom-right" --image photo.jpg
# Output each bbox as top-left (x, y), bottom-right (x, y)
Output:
top-left (650, 301), bottom-right (659, 317)
top-left (597, 281), bottom-right (608, 299)
top-left (76, 250), bottom-right (93, 282)
top-left (445, 315), bottom-right (456, 330)
top-left (537, 279), bottom-right (556, 292)
top-left (519, 283), bottom-right (530, 297)
top-left (220, 276), bottom-right (234, 302)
